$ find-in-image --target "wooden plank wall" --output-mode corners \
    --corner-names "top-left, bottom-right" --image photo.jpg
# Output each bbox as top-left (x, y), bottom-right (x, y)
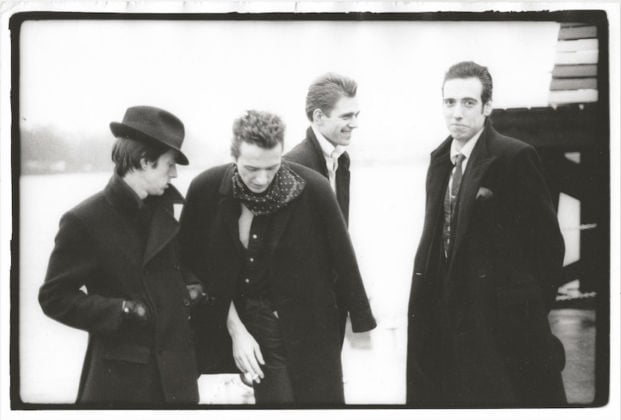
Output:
top-left (549, 23), bottom-right (599, 105)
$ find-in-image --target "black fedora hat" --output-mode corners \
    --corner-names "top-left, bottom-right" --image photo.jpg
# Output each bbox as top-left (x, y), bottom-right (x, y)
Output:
top-left (110, 105), bottom-right (189, 165)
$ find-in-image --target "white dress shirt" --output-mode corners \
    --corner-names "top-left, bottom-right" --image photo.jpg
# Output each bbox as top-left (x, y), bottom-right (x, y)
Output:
top-left (448, 127), bottom-right (484, 190)
top-left (311, 125), bottom-right (347, 193)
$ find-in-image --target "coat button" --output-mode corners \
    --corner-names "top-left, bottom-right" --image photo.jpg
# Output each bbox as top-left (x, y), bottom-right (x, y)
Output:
top-left (183, 298), bottom-right (190, 306)
top-left (187, 315), bottom-right (192, 320)
top-left (244, 278), bottom-right (250, 284)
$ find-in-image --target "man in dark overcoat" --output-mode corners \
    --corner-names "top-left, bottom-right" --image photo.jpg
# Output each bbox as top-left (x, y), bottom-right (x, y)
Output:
top-left (285, 72), bottom-right (359, 225)
top-left (284, 72), bottom-right (360, 343)
top-left (406, 62), bottom-right (567, 407)
top-left (179, 110), bottom-right (376, 405)
top-left (39, 106), bottom-right (203, 406)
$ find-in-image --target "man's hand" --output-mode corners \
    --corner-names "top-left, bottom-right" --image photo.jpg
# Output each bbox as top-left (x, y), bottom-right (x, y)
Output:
top-left (186, 284), bottom-right (207, 306)
top-left (231, 328), bottom-right (265, 384)
top-left (121, 300), bottom-right (150, 326)
top-left (227, 301), bottom-right (265, 384)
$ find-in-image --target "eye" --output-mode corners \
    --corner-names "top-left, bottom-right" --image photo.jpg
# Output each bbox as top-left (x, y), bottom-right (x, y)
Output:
top-left (443, 99), bottom-right (455, 106)
top-left (464, 99), bottom-right (477, 107)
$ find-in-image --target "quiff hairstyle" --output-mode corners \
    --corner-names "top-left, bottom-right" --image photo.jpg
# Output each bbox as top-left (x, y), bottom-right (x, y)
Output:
top-left (230, 110), bottom-right (286, 159)
top-left (305, 72), bottom-right (358, 121)
top-left (443, 61), bottom-right (493, 105)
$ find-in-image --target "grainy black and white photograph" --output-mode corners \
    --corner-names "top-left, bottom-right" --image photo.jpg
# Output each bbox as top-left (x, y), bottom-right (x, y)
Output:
top-left (1, 1), bottom-right (619, 419)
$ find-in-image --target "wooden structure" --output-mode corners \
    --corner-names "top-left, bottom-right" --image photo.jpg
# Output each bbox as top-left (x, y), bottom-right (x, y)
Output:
top-left (491, 22), bottom-right (608, 295)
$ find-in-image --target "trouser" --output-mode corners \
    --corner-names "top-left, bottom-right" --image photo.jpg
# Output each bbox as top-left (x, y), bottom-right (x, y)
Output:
top-left (237, 296), bottom-right (295, 404)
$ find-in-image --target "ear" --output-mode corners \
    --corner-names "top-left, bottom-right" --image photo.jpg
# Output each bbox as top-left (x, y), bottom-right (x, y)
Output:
top-left (483, 101), bottom-right (493, 117)
top-left (139, 157), bottom-right (149, 170)
top-left (311, 108), bottom-right (324, 124)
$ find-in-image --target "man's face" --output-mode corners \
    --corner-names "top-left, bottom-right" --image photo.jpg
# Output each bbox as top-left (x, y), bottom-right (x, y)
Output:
top-left (236, 142), bottom-right (283, 193)
top-left (140, 149), bottom-right (178, 196)
top-left (442, 77), bottom-right (492, 143)
top-left (315, 95), bottom-right (360, 147)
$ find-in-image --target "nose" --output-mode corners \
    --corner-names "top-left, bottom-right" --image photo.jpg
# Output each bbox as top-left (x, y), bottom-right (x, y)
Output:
top-left (254, 170), bottom-right (269, 186)
top-left (348, 115), bottom-right (359, 129)
top-left (452, 104), bottom-right (464, 119)
top-left (169, 164), bottom-right (178, 178)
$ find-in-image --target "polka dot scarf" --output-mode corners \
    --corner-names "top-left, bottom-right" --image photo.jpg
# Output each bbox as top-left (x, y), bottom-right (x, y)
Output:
top-left (232, 163), bottom-right (306, 216)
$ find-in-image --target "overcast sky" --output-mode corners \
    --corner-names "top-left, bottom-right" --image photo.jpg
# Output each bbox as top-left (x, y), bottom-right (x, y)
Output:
top-left (20, 19), bottom-right (559, 165)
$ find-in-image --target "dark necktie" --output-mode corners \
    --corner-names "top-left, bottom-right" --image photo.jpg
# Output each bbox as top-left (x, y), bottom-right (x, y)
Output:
top-left (335, 151), bottom-right (350, 225)
top-left (442, 153), bottom-right (466, 257)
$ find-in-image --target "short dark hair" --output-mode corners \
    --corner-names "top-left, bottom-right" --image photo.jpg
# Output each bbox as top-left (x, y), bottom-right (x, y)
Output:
top-left (443, 61), bottom-right (493, 105)
top-left (230, 110), bottom-right (286, 159)
top-left (305, 73), bottom-right (358, 121)
top-left (111, 137), bottom-right (169, 176)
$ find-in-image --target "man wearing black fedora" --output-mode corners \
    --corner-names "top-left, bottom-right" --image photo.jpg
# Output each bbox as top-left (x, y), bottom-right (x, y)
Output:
top-left (39, 105), bottom-right (204, 406)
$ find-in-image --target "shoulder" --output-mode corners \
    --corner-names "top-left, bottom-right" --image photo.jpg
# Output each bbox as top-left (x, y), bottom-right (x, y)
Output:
top-left (288, 162), bottom-right (333, 197)
top-left (66, 190), bottom-right (108, 222)
top-left (188, 163), bottom-right (231, 191)
top-left (487, 126), bottom-right (534, 158)
top-left (54, 190), bottom-right (108, 239)
top-left (284, 138), bottom-right (318, 166)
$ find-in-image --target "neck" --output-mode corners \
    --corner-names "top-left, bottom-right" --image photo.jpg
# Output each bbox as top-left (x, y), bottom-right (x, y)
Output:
top-left (453, 138), bottom-right (470, 152)
top-left (122, 171), bottom-right (148, 200)
top-left (311, 124), bottom-right (339, 150)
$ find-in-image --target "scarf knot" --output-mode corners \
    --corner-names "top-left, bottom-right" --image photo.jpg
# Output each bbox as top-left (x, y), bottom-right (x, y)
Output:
top-left (232, 163), bottom-right (305, 215)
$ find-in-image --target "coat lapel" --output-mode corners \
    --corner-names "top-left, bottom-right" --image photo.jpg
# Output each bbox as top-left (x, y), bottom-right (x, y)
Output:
top-left (265, 195), bottom-right (298, 259)
top-left (143, 185), bottom-right (184, 266)
top-left (418, 137), bottom-right (452, 272)
top-left (427, 137), bottom-right (453, 223)
top-left (305, 128), bottom-right (330, 178)
top-left (103, 176), bottom-right (144, 267)
top-left (217, 164), bottom-right (243, 254)
top-left (448, 125), bottom-right (497, 270)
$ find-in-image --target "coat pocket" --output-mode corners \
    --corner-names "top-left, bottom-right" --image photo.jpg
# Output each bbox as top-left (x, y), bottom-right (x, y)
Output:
top-left (103, 342), bottom-right (151, 364)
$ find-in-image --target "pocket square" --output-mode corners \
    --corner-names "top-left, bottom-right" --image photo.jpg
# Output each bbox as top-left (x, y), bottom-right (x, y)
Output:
top-left (476, 187), bottom-right (494, 200)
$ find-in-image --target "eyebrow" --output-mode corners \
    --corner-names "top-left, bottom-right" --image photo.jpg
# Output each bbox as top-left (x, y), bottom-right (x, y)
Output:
top-left (339, 111), bottom-right (361, 118)
top-left (244, 164), bottom-right (280, 170)
top-left (444, 96), bottom-right (479, 102)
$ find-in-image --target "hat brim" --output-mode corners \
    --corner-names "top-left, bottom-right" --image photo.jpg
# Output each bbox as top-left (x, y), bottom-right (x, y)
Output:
top-left (110, 122), bottom-right (189, 166)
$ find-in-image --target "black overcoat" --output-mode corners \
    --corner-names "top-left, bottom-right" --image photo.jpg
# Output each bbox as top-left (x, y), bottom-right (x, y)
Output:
top-left (39, 175), bottom-right (199, 406)
top-left (179, 162), bottom-right (376, 405)
top-left (406, 120), bottom-right (567, 407)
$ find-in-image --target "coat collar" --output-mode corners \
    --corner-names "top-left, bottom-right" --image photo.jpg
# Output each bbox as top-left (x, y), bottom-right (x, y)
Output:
top-left (304, 127), bottom-right (330, 178)
top-left (104, 174), bottom-right (184, 266)
top-left (216, 163), bottom-right (299, 259)
top-left (104, 174), bottom-right (184, 210)
top-left (143, 185), bottom-right (184, 265)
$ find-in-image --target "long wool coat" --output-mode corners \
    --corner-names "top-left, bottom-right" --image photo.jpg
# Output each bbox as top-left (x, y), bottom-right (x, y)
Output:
top-left (406, 120), bottom-right (567, 407)
top-left (179, 162), bottom-right (376, 405)
top-left (39, 175), bottom-right (199, 406)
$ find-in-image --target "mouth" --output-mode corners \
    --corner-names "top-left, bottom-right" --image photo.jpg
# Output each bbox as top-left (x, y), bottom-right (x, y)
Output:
top-left (249, 184), bottom-right (268, 192)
